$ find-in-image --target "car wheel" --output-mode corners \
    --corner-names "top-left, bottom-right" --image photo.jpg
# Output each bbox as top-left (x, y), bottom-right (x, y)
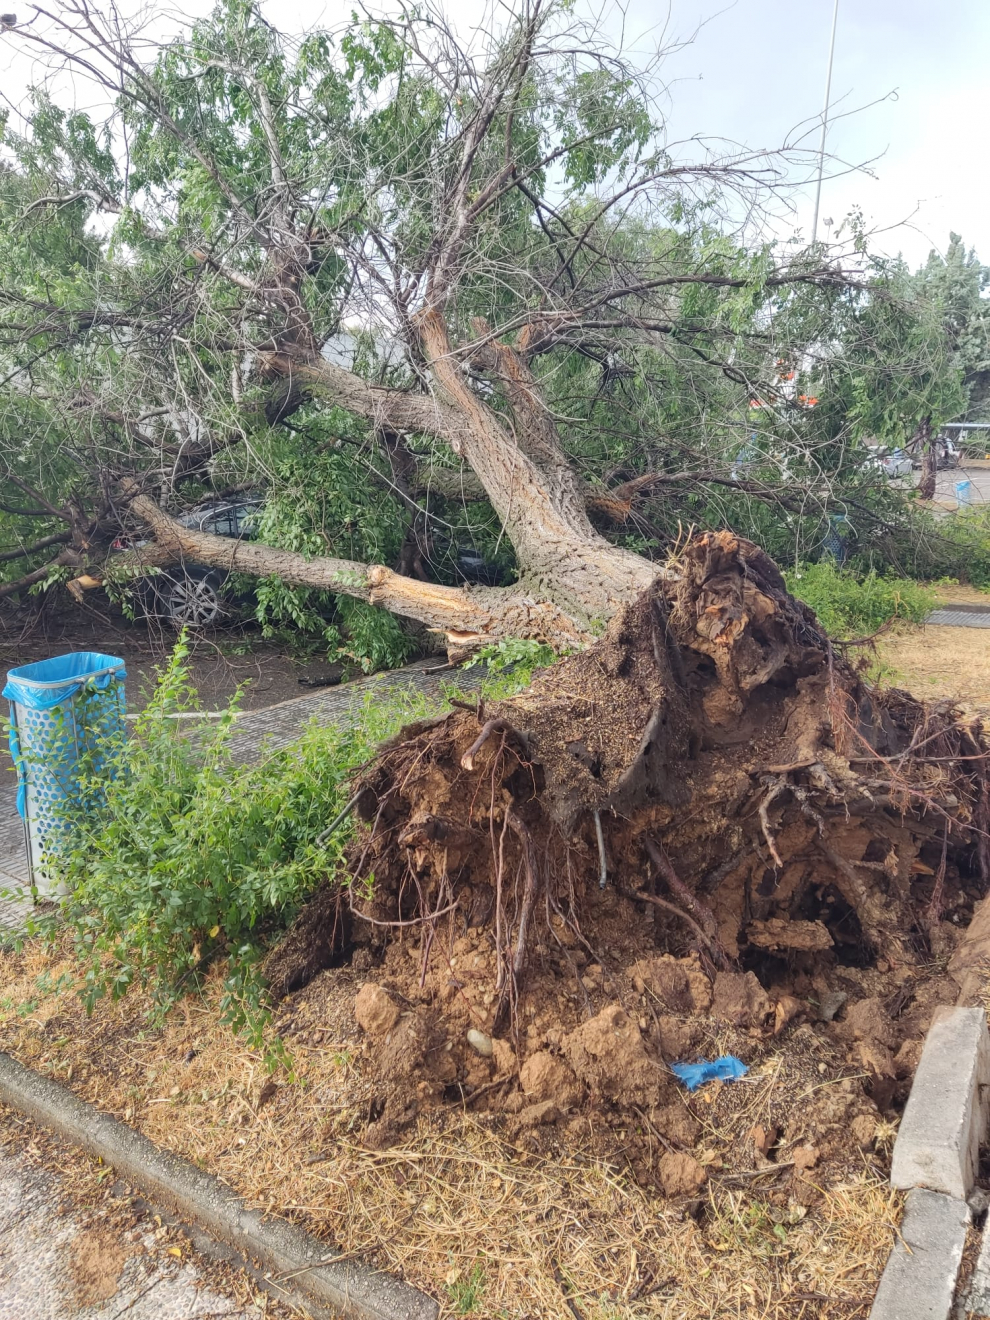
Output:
top-left (157, 571), bottom-right (225, 627)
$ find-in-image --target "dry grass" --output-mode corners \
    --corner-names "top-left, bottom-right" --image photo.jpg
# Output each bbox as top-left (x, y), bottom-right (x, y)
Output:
top-left (868, 577), bottom-right (990, 716)
top-left (0, 938), bottom-right (901, 1319)
top-left (876, 624), bottom-right (990, 720)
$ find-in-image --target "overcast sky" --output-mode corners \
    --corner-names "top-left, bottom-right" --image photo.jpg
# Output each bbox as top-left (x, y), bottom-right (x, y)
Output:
top-left (1, 0), bottom-right (987, 269)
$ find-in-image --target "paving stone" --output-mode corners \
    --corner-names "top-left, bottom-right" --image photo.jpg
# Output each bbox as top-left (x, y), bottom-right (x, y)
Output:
top-left (890, 1005), bottom-right (990, 1199)
top-left (927, 609), bottom-right (990, 628)
top-left (870, 1188), bottom-right (969, 1320)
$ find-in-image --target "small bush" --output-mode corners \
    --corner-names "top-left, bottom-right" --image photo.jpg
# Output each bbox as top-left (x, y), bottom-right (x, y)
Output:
top-left (463, 637), bottom-right (560, 693)
top-left (784, 561), bottom-right (937, 638)
top-left (57, 634), bottom-right (434, 1046)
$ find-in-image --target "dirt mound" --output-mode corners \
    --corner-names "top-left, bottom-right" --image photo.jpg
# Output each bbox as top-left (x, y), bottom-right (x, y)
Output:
top-left (266, 531), bottom-right (990, 1184)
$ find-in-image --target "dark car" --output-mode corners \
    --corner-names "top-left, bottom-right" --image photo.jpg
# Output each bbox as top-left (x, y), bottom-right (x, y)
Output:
top-left (113, 496), bottom-right (263, 627)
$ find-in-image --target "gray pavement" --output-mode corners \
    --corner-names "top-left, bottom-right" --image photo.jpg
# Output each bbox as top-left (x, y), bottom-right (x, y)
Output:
top-left (927, 607), bottom-right (990, 627)
top-left (929, 464), bottom-right (990, 506)
top-left (0, 1146), bottom-right (265, 1320)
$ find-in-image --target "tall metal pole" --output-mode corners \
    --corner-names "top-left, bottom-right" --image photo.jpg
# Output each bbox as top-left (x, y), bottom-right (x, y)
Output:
top-left (810, 0), bottom-right (840, 246)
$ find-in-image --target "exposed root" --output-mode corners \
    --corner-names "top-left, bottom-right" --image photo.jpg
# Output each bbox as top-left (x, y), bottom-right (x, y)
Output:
top-left (266, 532), bottom-right (990, 1140)
top-left (461, 718), bottom-right (514, 772)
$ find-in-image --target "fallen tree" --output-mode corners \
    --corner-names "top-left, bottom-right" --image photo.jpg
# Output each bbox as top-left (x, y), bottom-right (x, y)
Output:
top-left (266, 531), bottom-right (989, 1144)
top-left (6, 0), bottom-right (952, 645)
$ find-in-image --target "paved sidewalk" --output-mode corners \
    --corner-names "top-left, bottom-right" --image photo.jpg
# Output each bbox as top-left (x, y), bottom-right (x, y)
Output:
top-left (926, 604), bottom-right (990, 628)
top-left (0, 1146), bottom-right (264, 1320)
top-left (1, 659), bottom-right (477, 933)
top-left (225, 656), bottom-right (475, 761)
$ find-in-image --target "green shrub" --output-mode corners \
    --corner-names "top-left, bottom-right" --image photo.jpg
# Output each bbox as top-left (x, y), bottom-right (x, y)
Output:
top-left (463, 637), bottom-right (560, 694)
top-left (57, 634), bottom-right (435, 1047)
top-left (784, 561), bottom-right (937, 638)
top-left (923, 507), bottom-right (990, 588)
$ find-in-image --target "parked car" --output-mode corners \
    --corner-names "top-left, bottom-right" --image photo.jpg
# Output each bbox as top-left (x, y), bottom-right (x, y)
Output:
top-left (868, 447), bottom-right (914, 479)
top-left (114, 497), bottom-right (508, 628)
top-left (112, 496), bottom-right (263, 626)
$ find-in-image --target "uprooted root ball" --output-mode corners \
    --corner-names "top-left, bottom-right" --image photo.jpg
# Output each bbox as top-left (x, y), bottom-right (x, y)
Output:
top-left (266, 531), bottom-right (990, 1169)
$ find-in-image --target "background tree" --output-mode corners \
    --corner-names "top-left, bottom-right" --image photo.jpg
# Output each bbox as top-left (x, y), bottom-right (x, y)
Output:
top-left (0, 0), bottom-right (980, 656)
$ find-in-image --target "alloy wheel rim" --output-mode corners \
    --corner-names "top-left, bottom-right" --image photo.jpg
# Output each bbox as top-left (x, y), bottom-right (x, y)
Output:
top-left (166, 578), bottom-right (220, 625)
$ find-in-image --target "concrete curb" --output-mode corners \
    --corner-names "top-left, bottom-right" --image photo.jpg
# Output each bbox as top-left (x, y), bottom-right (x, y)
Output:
top-left (0, 1050), bottom-right (438, 1320)
top-left (870, 1006), bottom-right (990, 1320)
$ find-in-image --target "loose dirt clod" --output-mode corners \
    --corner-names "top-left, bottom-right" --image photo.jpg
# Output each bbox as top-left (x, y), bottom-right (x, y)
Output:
top-left (68, 1227), bottom-right (129, 1308)
top-left (261, 531), bottom-right (990, 1184)
top-left (353, 983), bottom-right (400, 1036)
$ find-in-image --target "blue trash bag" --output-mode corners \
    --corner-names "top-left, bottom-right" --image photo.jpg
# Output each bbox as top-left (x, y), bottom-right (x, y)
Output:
top-left (671, 1055), bottom-right (748, 1092)
top-left (3, 652), bottom-right (126, 894)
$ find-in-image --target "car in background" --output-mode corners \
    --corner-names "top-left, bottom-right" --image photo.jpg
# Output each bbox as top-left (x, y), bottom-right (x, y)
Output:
top-left (873, 448), bottom-right (914, 479)
top-left (112, 496), bottom-right (264, 627)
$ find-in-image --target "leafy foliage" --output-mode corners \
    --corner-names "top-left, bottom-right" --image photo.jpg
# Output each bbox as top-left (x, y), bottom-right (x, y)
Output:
top-left (56, 634), bottom-right (432, 1044)
top-left (464, 637), bottom-right (559, 685)
top-left (784, 561), bottom-right (937, 638)
top-left (0, 0), bottom-right (988, 620)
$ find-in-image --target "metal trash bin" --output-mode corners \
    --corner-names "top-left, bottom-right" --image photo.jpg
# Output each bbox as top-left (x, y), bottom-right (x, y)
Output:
top-left (3, 652), bottom-right (127, 898)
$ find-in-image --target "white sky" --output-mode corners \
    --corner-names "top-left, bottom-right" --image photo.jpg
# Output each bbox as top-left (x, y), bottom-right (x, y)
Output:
top-left (1, 0), bottom-right (987, 269)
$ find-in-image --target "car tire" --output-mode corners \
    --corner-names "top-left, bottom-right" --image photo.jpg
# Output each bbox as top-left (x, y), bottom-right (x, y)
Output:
top-left (153, 570), bottom-right (226, 628)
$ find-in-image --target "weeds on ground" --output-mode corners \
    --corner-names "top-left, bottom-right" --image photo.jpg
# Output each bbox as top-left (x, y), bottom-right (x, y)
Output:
top-left (446, 1262), bottom-right (486, 1314)
top-left (47, 633), bottom-right (536, 1051)
top-left (784, 561), bottom-right (937, 638)
top-left (54, 633), bottom-right (436, 1050)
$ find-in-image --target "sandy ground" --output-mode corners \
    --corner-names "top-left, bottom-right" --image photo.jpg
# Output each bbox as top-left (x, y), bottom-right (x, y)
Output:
top-left (875, 583), bottom-right (990, 719)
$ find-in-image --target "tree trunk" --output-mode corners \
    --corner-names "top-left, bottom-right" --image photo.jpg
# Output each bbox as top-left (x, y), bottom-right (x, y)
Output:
top-left (917, 414), bottom-right (936, 501)
top-left (122, 312), bottom-right (660, 650)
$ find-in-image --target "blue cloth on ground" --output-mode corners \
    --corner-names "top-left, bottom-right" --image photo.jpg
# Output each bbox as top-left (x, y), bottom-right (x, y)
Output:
top-left (671, 1055), bottom-right (748, 1091)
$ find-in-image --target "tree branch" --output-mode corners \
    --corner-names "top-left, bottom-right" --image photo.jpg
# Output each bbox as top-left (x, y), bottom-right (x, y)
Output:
top-left (118, 483), bottom-right (588, 649)
top-left (0, 530), bottom-right (72, 563)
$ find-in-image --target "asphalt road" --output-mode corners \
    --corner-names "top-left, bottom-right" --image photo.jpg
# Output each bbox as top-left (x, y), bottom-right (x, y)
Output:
top-left (932, 464), bottom-right (990, 505)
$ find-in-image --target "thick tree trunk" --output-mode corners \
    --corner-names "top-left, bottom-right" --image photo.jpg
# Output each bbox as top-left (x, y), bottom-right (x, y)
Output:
top-left (413, 309), bottom-right (655, 618)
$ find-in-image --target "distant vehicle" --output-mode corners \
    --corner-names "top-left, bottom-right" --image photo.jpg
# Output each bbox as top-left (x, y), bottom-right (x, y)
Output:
top-left (868, 448), bottom-right (913, 479)
top-left (112, 496), bottom-right (263, 626)
top-left (909, 436), bottom-right (960, 472)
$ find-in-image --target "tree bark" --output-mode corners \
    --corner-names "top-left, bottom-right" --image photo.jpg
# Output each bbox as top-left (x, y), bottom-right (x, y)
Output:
top-left (122, 308), bottom-right (664, 648)
top-left (916, 415), bottom-right (936, 501)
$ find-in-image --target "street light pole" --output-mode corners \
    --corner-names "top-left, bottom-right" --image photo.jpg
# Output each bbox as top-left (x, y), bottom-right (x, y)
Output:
top-left (810, 0), bottom-right (840, 246)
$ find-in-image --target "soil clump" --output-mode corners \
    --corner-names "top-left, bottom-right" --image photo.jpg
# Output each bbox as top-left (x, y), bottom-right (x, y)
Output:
top-left (267, 532), bottom-right (990, 1189)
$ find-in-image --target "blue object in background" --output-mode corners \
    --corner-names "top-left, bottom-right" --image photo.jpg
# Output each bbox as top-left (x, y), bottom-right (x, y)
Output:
top-left (821, 514), bottom-right (850, 565)
top-left (956, 479), bottom-right (973, 507)
top-left (4, 652), bottom-right (126, 898)
top-left (671, 1055), bottom-right (749, 1091)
